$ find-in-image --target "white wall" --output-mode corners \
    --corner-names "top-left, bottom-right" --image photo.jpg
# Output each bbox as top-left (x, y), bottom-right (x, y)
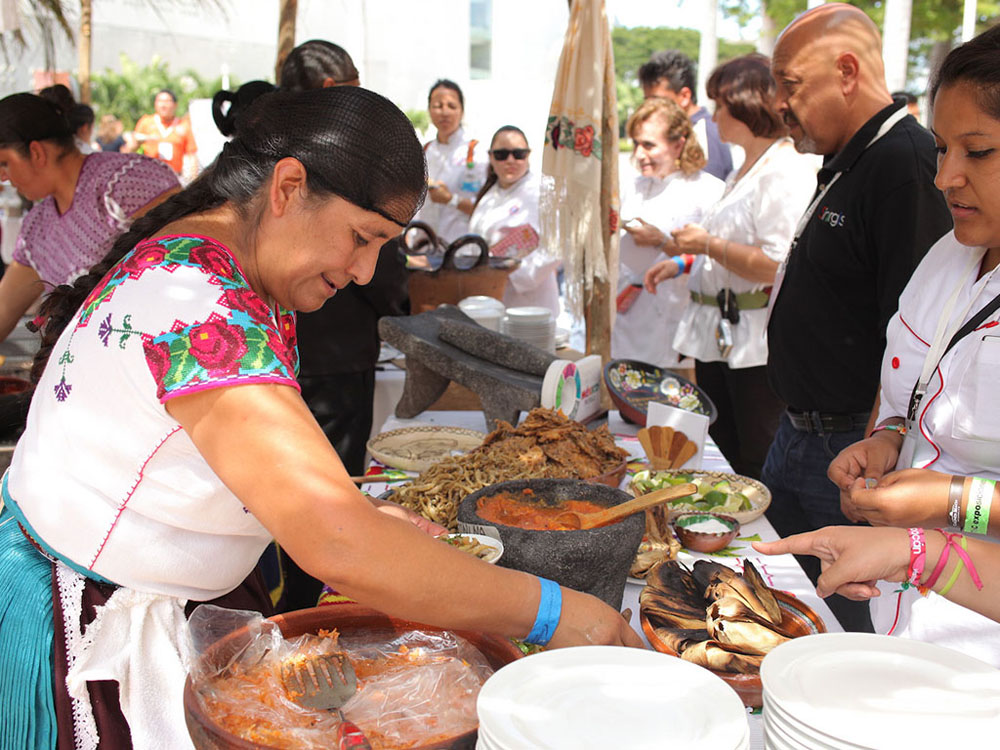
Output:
top-left (4, 0), bottom-right (570, 157)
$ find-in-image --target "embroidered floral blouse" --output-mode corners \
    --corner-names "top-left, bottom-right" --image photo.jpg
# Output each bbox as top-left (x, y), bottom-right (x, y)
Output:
top-left (8, 235), bottom-right (298, 600)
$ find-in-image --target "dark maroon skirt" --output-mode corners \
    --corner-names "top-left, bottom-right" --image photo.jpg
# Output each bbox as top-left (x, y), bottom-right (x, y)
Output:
top-left (51, 566), bottom-right (274, 748)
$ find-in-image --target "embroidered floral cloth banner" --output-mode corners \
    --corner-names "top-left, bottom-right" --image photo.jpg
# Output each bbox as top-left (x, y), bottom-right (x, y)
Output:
top-left (539, 0), bottom-right (620, 320)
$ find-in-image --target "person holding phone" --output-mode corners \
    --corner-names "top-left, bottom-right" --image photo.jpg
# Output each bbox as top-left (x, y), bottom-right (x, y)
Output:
top-left (412, 79), bottom-right (487, 244)
top-left (612, 97), bottom-right (723, 371)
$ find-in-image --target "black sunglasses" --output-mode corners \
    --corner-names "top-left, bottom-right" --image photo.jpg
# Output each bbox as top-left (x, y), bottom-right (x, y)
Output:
top-left (490, 148), bottom-right (530, 161)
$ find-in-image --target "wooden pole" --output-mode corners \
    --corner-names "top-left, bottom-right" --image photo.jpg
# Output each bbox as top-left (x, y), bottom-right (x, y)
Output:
top-left (275, 0), bottom-right (298, 82)
top-left (78, 0), bottom-right (92, 103)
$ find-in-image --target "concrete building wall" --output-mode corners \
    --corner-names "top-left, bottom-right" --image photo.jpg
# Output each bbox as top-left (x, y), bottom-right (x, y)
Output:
top-left (3, 0), bottom-right (570, 158)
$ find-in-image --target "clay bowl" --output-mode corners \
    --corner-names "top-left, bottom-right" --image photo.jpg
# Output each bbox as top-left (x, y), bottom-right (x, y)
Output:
top-left (587, 458), bottom-right (628, 488)
top-left (671, 512), bottom-right (740, 554)
top-left (457, 478), bottom-right (644, 610)
top-left (642, 591), bottom-right (827, 708)
top-left (183, 603), bottom-right (523, 750)
top-left (603, 359), bottom-right (717, 426)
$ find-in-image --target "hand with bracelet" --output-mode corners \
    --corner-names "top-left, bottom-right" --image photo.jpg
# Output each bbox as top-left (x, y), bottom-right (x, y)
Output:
top-left (753, 526), bottom-right (996, 622)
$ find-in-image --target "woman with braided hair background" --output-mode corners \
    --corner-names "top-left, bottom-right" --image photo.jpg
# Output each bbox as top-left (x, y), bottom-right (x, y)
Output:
top-left (0, 85), bottom-right (641, 747)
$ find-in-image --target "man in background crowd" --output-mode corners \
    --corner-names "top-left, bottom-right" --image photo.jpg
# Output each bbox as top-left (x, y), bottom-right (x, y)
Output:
top-left (638, 50), bottom-right (733, 180)
top-left (131, 89), bottom-right (198, 180)
top-left (762, 3), bottom-right (952, 631)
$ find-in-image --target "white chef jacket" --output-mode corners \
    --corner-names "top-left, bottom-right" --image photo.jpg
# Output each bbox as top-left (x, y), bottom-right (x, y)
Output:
top-left (469, 172), bottom-right (560, 316)
top-left (413, 127), bottom-right (488, 244)
top-left (871, 229), bottom-right (1000, 666)
top-left (673, 138), bottom-right (817, 368)
top-left (612, 169), bottom-right (724, 368)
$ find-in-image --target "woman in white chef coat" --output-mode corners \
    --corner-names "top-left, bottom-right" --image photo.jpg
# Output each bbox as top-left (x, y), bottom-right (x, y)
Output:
top-left (412, 79), bottom-right (488, 244)
top-left (470, 125), bottom-right (559, 315)
top-left (823, 24), bottom-right (1000, 666)
top-left (612, 97), bottom-right (724, 370)
top-left (643, 55), bottom-right (816, 479)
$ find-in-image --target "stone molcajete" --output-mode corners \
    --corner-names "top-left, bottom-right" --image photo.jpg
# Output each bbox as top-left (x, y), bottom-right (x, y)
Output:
top-left (457, 478), bottom-right (644, 610)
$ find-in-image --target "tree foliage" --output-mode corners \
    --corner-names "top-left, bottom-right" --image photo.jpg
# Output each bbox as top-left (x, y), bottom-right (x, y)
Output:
top-left (89, 54), bottom-right (237, 129)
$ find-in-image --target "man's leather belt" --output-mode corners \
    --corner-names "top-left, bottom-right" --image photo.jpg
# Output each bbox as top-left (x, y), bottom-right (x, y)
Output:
top-left (690, 287), bottom-right (772, 310)
top-left (786, 409), bottom-right (870, 434)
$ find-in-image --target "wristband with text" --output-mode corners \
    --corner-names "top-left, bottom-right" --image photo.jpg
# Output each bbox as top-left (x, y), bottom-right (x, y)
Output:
top-left (964, 478), bottom-right (994, 535)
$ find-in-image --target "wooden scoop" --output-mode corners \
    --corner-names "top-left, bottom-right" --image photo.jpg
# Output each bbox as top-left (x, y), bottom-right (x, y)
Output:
top-left (554, 483), bottom-right (697, 530)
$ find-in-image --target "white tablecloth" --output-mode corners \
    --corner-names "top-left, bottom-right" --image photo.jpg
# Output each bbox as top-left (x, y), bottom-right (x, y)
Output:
top-left (363, 408), bottom-right (843, 749)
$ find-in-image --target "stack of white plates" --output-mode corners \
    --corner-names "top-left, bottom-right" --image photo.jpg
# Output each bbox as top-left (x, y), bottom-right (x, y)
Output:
top-left (500, 306), bottom-right (555, 353)
top-left (476, 646), bottom-right (749, 750)
top-left (761, 633), bottom-right (1000, 749)
top-left (459, 295), bottom-right (506, 332)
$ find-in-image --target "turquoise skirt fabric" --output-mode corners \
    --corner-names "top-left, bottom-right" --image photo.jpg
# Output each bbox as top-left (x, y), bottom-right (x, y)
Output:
top-left (0, 506), bottom-right (56, 749)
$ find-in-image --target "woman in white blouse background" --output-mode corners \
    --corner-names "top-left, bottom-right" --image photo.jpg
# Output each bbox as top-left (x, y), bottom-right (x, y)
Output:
top-left (613, 97), bottom-right (724, 372)
top-left (645, 54), bottom-right (817, 479)
top-left (469, 125), bottom-right (559, 315)
top-left (412, 79), bottom-right (488, 244)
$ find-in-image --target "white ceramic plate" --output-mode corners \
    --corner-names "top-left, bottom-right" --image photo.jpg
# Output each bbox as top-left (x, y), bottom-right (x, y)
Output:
top-left (629, 469), bottom-right (771, 525)
top-left (477, 646), bottom-right (748, 750)
top-left (443, 533), bottom-right (503, 564)
top-left (761, 633), bottom-right (1000, 747)
top-left (366, 426), bottom-right (485, 472)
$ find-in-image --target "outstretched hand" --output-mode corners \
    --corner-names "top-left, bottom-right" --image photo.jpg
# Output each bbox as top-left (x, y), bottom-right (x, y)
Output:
top-left (753, 526), bottom-right (910, 600)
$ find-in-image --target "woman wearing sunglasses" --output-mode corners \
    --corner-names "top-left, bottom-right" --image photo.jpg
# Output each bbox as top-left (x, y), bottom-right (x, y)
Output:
top-left (613, 97), bottom-right (724, 373)
top-left (412, 79), bottom-right (488, 244)
top-left (470, 126), bottom-right (559, 315)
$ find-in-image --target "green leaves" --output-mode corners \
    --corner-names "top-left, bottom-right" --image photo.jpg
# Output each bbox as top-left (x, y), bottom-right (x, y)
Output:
top-left (89, 53), bottom-right (240, 129)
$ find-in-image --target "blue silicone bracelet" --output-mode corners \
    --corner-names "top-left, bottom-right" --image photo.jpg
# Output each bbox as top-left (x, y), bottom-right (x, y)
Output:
top-left (671, 255), bottom-right (687, 275)
top-left (525, 576), bottom-right (562, 646)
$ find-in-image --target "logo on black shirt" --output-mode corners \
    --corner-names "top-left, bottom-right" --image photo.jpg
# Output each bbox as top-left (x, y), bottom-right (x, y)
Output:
top-left (819, 206), bottom-right (846, 228)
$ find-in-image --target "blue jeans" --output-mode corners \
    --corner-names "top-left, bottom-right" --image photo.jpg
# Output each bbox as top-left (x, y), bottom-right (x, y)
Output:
top-left (762, 413), bottom-right (874, 632)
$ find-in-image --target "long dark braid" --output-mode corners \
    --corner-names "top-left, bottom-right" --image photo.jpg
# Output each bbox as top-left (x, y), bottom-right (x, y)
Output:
top-left (30, 85), bottom-right (427, 384)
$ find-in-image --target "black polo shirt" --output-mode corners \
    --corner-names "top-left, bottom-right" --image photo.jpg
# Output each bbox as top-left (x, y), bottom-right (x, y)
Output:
top-left (767, 100), bottom-right (952, 414)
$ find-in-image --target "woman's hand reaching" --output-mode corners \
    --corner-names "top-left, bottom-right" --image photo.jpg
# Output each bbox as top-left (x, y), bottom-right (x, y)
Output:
top-left (547, 587), bottom-right (645, 649)
top-left (753, 526), bottom-right (909, 601)
top-left (369, 495), bottom-right (448, 536)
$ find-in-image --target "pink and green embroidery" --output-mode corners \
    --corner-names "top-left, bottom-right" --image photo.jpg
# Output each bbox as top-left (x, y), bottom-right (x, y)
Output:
top-left (52, 235), bottom-right (298, 403)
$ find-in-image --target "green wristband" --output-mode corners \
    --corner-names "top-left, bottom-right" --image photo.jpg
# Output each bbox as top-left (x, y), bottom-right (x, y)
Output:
top-left (937, 536), bottom-right (969, 598)
top-left (964, 478), bottom-right (994, 536)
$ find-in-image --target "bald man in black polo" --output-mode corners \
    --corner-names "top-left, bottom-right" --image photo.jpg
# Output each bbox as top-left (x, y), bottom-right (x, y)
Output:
top-left (762, 4), bottom-right (952, 631)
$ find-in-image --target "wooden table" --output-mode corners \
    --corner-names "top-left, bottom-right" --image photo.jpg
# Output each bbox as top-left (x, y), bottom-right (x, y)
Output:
top-left (362, 409), bottom-right (843, 749)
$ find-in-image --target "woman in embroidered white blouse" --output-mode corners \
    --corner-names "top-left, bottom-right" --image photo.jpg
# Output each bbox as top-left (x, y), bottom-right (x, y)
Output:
top-left (469, 125), bottom-right (559, 315)
top-left (0, 86), bottom-right (641, 746)
top-left (644, 55), bottom-right (817, 479)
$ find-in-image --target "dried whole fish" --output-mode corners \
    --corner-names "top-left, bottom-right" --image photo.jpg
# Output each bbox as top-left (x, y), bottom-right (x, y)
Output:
top-left (652, 627), bottom-right (710, 654)
top-left (680, 641), bottom-right (763, 675)
top-left (708, 617), bottom-right (790, 656)
top-left (641, 558), bottom-right (796, 674)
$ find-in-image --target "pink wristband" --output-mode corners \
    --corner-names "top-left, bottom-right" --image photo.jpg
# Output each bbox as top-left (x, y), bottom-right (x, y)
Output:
top-left (906, 527), bottom-right (926, 586)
